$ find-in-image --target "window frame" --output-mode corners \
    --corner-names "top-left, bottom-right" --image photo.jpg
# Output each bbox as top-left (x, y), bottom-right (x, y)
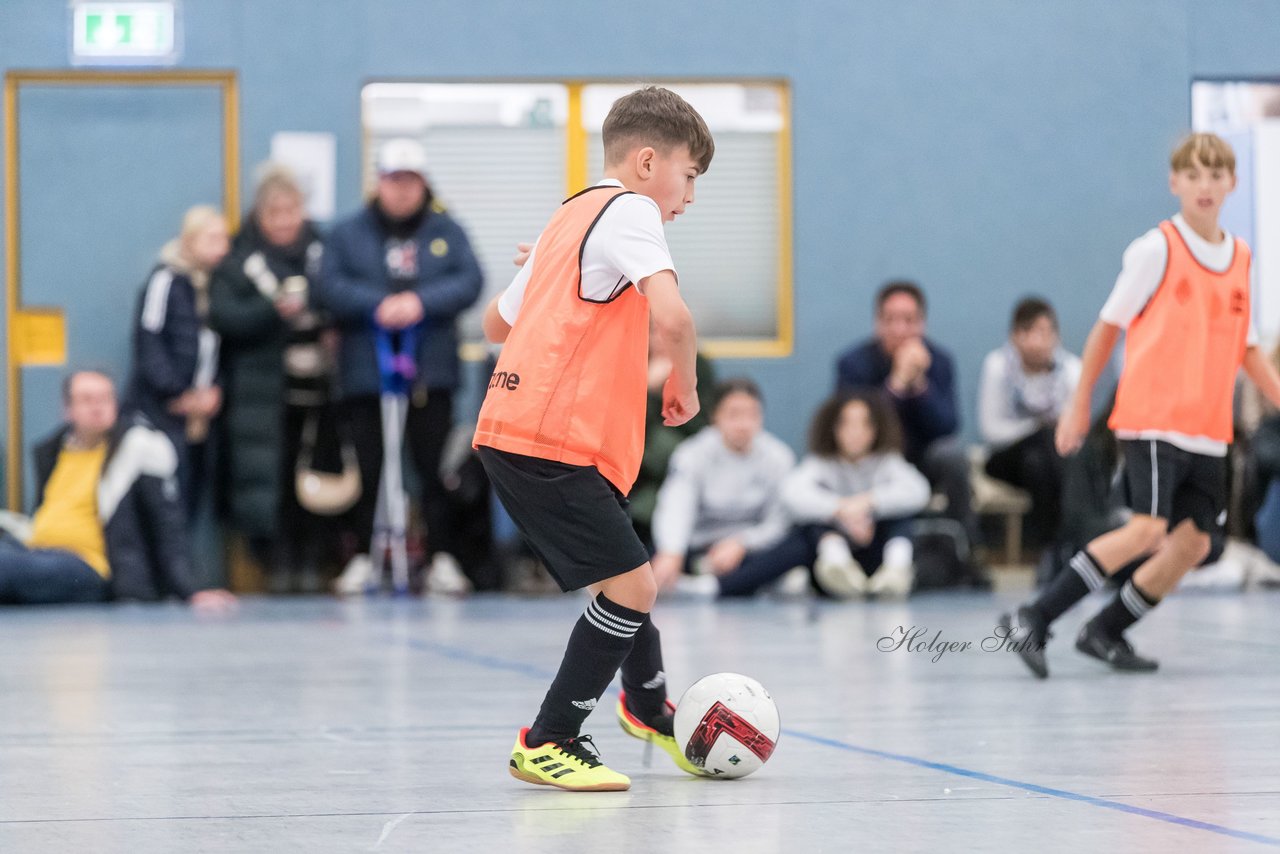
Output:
top-left (360, 76), bottom-right (794, 360)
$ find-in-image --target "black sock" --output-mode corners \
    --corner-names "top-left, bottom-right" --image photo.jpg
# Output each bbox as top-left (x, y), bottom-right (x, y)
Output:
top-left (527, 593), bottom-right (646, 746)
top-left (1032, 550), bottom-right (1107, 625)
top-left (1092, 578), bottom-right (1159, 638)
top-left (620, 615), bottom-right (669, 728)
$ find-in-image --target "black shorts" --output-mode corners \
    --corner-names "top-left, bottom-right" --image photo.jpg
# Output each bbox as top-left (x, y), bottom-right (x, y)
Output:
top-left (477, 446), bottom-right (651, 592)
top-left (1120, 439), bottom-right (1226, 534)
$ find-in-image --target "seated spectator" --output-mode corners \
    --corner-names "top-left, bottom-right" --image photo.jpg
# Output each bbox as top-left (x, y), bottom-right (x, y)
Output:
top-left (834, 280), bottom-right (982, 564)
top-left (783, 390), bottom-right (930, 597)
top-left (979, 297), bottom-right (1081, 550)
top-left (649, 378), bottom-right (796, 590)
top-left (686, 390), bottom-right (930, 599)
top-left (0, 370), bottom-right (235, 611)
top-left (209, 163), bottom-right (333, 594)
top-left (126, 205), bottom-right (230, 518)
top-left (629, 342), bottom-right (716, 548)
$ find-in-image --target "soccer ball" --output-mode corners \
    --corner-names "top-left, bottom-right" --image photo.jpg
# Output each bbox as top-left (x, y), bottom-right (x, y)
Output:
top-left (673, 673), bottom-right (780, 779)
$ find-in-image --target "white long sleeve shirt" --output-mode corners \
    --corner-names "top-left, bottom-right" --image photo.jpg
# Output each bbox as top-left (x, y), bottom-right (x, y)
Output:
top-left (782, 452), bottom-right (931, 523)
top-left (651, 427), bottom-right (796, 555)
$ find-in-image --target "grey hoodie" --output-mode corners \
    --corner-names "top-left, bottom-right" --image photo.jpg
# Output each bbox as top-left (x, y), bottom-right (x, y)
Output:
top-left (652, 427), bottom-right (796, 555)
top-left (782, 452), bottom-right (930, 523)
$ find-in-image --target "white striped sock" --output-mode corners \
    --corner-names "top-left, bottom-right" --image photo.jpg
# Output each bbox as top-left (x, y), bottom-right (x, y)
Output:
top-left (589, 599), bottom-right (642, 630)
top-left (1070, 553), bottom-right (1105, 591)
top-left (1120, 581), bottom-right (1154, 619)
top-left (584, 599), bottom-right (642, 639)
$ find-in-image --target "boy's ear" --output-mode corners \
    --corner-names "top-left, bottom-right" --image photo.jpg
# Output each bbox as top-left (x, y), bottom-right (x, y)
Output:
top-left (635, 146), bottom-right (657, 178)
top-left (1168, 170), bottom-right (1179, 195)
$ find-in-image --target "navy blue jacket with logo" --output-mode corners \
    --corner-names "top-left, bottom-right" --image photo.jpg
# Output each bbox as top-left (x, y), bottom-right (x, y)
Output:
top-left (317, 203), bottom-right (483, 398)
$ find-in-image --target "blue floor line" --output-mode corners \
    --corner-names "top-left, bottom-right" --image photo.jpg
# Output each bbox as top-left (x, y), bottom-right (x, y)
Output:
top-left (397, 634), bottom-right (1280, 849)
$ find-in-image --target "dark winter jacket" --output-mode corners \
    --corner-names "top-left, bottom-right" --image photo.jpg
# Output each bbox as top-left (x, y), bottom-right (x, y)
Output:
top-left (126, 246), bottom-right (220, 441)
top-left (316, 201), bottom-right (483, 398)
top-left (208, 216), bottom-right (326, 538)
top-left (834, 337), bottom-right (960, 464)
top-left (33, 417), bottom-right (196, 601)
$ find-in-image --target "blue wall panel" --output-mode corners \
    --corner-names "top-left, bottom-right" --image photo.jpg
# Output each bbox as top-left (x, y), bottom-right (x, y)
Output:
top-left (3, 0), bottom-right (1279, 502)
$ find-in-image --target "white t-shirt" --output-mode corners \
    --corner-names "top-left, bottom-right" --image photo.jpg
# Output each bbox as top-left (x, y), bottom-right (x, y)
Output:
top-left (1101, 213), bottom-right (1257, 456)
top-left (497, 179), bottom-right (675, 324)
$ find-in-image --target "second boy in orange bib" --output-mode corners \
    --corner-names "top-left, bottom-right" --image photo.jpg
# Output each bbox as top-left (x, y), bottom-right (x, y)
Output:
top-left (474, 87), bottom-right (713, 790)
top-left (1001, 133), bottom-right (1280, 678)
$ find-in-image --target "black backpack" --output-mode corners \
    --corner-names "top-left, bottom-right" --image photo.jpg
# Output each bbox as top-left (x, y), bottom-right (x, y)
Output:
top-left (912, 517), bottom-right (990, 591)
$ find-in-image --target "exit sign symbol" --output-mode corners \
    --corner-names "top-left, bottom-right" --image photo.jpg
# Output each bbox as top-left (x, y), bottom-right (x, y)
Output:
top-left (72, 2), bottom-right (178, 64)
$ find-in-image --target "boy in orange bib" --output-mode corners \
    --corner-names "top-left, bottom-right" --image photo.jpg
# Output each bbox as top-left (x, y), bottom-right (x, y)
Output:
top-left (474, 87), bottom-right (713, 790)
top-left (1001, 133), bottom-right (1280, 677)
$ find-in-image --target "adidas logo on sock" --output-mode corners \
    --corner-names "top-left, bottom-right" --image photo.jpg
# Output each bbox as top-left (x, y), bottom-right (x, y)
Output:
top-left (571, 698), bottom-right (597, 711)
top-left (642, 671), bottom-right (666, 691)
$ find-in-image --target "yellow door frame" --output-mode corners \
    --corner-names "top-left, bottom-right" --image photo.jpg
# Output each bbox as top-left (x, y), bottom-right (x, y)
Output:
top-left (4, 68), bottom-right (240, 510)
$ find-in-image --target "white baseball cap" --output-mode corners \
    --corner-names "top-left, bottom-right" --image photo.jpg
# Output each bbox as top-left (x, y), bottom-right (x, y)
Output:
top-left (377, 138), bottom-right (429, 180)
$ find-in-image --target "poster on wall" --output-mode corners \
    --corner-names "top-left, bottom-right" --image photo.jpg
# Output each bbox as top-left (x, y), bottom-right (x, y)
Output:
top-left (269, 132), bottom-right (337, 222)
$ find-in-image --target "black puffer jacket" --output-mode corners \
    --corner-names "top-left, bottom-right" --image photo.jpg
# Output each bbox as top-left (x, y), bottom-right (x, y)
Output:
top-left (208, 217), bottom-right (326, 539)
top-left (33, 416), bottom-right (196, 601)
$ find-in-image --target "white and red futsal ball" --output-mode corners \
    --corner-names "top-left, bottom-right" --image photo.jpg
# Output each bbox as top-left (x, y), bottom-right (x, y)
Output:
top-left (674, 673), bottom-right (780, 778)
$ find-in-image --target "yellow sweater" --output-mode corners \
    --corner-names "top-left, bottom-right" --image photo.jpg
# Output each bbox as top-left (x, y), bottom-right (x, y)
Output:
top-left (29, 444), bottom-right (110, 579)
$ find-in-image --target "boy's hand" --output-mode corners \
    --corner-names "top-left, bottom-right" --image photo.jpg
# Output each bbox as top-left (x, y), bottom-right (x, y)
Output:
top-left (705, 538), bottom-right (747, 574)
top-left (1055, 401), bottom-right (1090, 456)
top-left (513, 242), bottom-right (534, 267)
top-left (661, 376), bottom-right (699, 427)
top-left (835, 494), bottom-right (874, 540)
top-left (190, 588), bottom-right (238, 616)
top-left (651, 552), bottom-right (684, 590)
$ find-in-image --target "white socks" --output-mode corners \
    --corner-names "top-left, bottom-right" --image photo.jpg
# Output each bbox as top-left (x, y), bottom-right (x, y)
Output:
top-left (882, 537), bottom-right (913, 571)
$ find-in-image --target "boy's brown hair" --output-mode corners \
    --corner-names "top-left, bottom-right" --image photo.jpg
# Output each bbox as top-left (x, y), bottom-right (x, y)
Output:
top-left (1011, 296), bottom-right (1057, 332)
top-left (1170, 132), bottom-right (1236, 174)
top-left (602, 86), bottom-right (715, 174)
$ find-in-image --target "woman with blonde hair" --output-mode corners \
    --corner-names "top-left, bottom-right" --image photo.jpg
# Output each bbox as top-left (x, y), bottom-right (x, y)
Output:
top-left (127, 204), bottom-right (229, 517)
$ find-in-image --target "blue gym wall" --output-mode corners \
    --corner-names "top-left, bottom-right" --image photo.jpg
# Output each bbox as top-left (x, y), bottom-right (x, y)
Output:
top-left (3, 0), bottom-right (1279, 506)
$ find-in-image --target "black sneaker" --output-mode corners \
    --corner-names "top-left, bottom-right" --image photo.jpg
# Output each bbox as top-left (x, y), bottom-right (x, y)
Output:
top-left (1075, 620), bottom-right (1159, 672)
top-left (998, 606), bottom-right (1051, 679)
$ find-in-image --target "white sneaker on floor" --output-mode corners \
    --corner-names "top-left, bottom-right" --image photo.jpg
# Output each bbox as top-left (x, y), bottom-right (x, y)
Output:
top-left (673, 573), bottom-right (720, 598)
top-left (814, 550), bottom-right (865, 599)
top-left (867, 560), bottom-right (915, 597)
top-left (333, 554), bottom-right (373, 595)
top-left (771, 566), bottom-right (812, 598)
top-left (426, 552), bottom-right (472, 595)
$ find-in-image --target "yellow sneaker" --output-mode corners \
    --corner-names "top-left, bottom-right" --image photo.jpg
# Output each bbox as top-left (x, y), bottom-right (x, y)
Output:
top-left (508, 728), bottom-right (631, 792)
top-left (616, 692), bottom-right (704, 777)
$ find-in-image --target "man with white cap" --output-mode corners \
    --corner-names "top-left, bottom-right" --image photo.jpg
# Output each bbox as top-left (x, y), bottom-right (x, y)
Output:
top-left (318, 138), bottom-right (483, 592)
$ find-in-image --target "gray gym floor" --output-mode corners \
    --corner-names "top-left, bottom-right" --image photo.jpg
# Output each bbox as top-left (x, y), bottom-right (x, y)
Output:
top-left (2, 586), bottom-right (1278, 853)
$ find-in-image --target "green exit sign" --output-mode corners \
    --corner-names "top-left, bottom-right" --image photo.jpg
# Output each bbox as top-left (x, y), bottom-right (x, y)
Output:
top-left (72, 2), bottom-right (178, 64)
